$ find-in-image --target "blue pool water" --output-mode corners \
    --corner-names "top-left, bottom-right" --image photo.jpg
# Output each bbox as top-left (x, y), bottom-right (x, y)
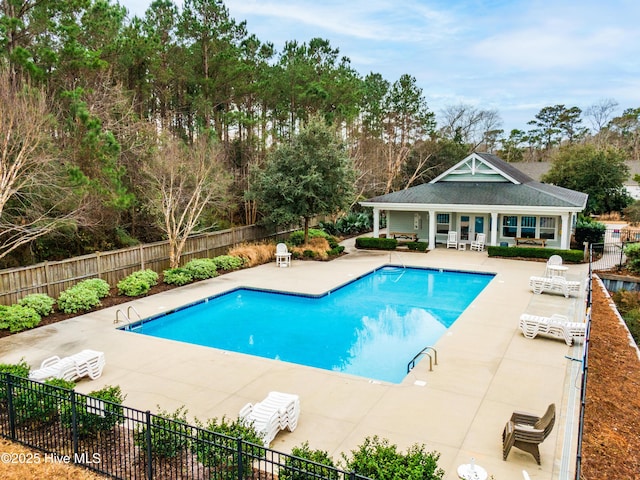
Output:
top-left (124, 266), bottom-right (493, 383)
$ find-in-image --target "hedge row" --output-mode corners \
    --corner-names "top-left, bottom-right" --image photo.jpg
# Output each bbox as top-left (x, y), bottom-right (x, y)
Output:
top-left (487, 246), bottom-right (584, 262)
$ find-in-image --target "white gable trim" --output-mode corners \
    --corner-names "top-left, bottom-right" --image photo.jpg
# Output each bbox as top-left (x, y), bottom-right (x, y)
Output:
top-left (429, 152), bottom-right (522, 185)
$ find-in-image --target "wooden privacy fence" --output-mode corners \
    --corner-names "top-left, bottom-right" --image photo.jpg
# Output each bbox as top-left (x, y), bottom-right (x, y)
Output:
top-left (0, 224), bottom-right (291, 305)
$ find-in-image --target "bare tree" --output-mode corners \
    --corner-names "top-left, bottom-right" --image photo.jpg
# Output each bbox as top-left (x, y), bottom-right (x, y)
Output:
top-left (0, 69), bottom-right (88, 260)
top-left (439, 104), bottom-right (502, 148)
top-left (585, 98), bottom-right (618, 133)
top-left (143, 135), bottom-right (232, 268)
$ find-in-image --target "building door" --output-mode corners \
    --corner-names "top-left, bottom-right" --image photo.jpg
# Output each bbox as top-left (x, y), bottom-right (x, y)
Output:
top-left (460, 216), bottom-right (470, 241)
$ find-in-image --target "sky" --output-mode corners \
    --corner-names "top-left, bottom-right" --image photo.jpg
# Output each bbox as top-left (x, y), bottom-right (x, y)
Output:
top-left (122, 0), bottom-right (640, 134)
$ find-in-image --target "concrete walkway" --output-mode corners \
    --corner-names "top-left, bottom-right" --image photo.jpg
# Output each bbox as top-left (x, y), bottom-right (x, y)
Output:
top-left (0, 242), bottom-right (589, 480)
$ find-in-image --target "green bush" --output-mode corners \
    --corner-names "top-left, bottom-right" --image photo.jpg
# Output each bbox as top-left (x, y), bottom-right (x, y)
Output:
top-left (280, 442), bottom-right (339, 480)
top-left (77, 278), bottom-right (111, 298)
top-left (303, 249), bottom-right (316, 258)
top-left (328, 245), bottom-right (345, 256)
top-left (574, 219), bottom-right (606, 245)
top-left (486, 246), bottom-right (584, 262)
top-left (0, 359), bottom-right (30, 378)
top-left (135, 405), bottom-right (191, 458)
top-left (117, 269), bottom-right (159, 296)
top-left (355, 237), bottom-right (398, 250)
top-left (406, 241), bottom-right (428, 252)
top-left (0, 305), bottom-right (41, 333)
top-left (163, 268), bottom-right (194, 286)
top-left (13, 378), bottom-right (75, 425)
top-left (342, 435), bottom-right (444, 480)
top-left (193, 415), bottom-right (264, 478)
top-left (288, 229), bottom-right (329, 246)
top-left (17, 293), bottom-right (56, 316)
top-left (60, 385), bottom-right (125, 437)
top-left (625, 243), bottom-right (640, 274)
top-left (212, 255), bottom-right (244, 271)
top-left (184, 258), bottom-right (219, 280)
top-left (57, 285), bottom-right (101, 313)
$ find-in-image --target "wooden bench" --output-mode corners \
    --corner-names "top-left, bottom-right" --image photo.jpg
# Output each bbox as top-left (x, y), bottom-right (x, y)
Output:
top-left (390, 232), bottom-right (418, 242)
top-left (515, 237), bottom-right (547, 247)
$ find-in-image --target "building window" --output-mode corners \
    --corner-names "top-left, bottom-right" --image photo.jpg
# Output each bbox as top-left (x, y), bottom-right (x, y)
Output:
top-left (436, 213), bottom-right (450, 234)
top-left (520, 216), bottom-right (536, 238)
top-left (540, 217), bottom-right (556, 239)
top-left (502, 216), bottom-right (517, 237)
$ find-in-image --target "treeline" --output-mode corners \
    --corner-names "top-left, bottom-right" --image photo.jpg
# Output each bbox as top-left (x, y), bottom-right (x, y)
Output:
top-left (1, 0), bottom-right (639, 267)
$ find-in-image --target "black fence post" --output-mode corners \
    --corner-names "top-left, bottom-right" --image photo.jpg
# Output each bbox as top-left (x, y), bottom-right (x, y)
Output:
top-left (236, 436), bottom-right (243, 480)
top-left (349, 471), bottom-right (356, 480)
top-left (6, 374), bottom-right (15, 440)
top-left (71, 390), bottom-right (79, 457)
top-left (145, 410), bottom-right (153, 480)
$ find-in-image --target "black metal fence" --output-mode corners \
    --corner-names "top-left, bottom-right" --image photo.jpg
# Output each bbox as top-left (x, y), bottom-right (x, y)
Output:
top-left (0, 374), bottom-right (370, 480)
top-left (574, 246), bottom-right (595, 479)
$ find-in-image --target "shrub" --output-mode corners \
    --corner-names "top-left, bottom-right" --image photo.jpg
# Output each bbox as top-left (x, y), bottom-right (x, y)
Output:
top-left (212, 255), bottom-right (245, 271)
top-left (77, 278), bottom-right (111, 298)
top-left (60, 385), bottom-right (125, 437)
top-left (280, 442), bottom-right (339, 480)
top-left (0, 305), bottom-right (41, 333)
top-left (17, 293), bottom-right (56, 316)
top-left (228, 242), bottom-right (276, 267)
top-left (342, 435), bottom-right (444, 480)
top-left (117, 269), bottom-right (159, 296)
top-left (575, 219), bottom-right (606, 245)
top-left (328, 245), bottom-right (345, 256)
top-left (0, 359), bottom-right (30, 382)
top-left (57, 285), bottom-right (101, 313)
top-left (184, 258), bottom-right (219, 280)
top-left (288, 228), bottom-right (331, 246)
top-left (355, 237), bottom-right (398, 250)
top-left (625, 243), bottom-right (640, 274)
top-left (163, 268), bottom-right (194, 286)
top-left (135, 405), bottom-right (191, 458)
top-left (407, 241), bottom-right (429, 252)
top-left (486, 246), bottom-right (584, 262)
top-left (193, 415), bottom-right (264, 477)
top-left (13, 378), bottom-right (75, 425)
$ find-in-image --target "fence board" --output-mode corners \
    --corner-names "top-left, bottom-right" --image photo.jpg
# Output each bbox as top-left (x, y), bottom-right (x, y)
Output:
top-left (0, 225), bottom-right (291, 305)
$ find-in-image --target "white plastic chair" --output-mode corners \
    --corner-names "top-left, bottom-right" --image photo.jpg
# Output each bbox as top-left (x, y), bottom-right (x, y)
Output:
top-left (446, 231), bottom-right (458, 249)
top-left (544, 255), bottom-right (563, 276)
top-left (470, 233), bottom-right (486, 251)
top-left (275, 243), bottom-right (292, 267)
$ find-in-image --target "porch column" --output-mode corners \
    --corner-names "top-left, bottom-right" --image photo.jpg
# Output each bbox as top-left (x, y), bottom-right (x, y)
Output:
top-left (428, 210), bottom-right (436, 250)
top-left (490, 212), bottom-right (498, 246)
top-left (560, 213), bottom-right (570, 249)
top-left (373, 208), bottom-right (380, 238)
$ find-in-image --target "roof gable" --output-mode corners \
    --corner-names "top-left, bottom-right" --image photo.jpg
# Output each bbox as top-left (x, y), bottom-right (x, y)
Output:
top-left (430, 152), bottom-right (533, 184)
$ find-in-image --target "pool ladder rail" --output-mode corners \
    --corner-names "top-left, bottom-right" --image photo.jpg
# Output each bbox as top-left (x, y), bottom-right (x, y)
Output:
top-left (114, 305), bottom-right (141, 325)
top-left (407, 346), bottom-right (438, 373)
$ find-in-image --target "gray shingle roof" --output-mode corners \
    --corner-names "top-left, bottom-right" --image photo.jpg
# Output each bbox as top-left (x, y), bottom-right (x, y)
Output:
top-left (362, 153), bottom-right (588, 209)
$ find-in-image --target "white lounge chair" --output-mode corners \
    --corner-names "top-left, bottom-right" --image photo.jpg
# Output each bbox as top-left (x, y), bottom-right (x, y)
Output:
top-left (446, 231), bottom-right (458, 249)
top-left (239, 391), bottom-right (300, 446)
top-left (275, 243), bottom-right (292, 267)
top-left (519, 314), bottom-right (586, 346)
top-left (470, 233), bottom-right (486, 251)
top-left (29, 349), bottom-right (106, 382)
top-left (529, 275), bottom-right (581, 298)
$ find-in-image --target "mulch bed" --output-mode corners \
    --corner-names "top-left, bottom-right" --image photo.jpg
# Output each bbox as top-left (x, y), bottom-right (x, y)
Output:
top-left (580, 278), bottom-right (640, 479)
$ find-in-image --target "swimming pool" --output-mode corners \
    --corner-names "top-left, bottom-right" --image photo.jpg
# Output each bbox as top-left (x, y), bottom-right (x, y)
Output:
top-left (124, 266), bottom-right (494, 383)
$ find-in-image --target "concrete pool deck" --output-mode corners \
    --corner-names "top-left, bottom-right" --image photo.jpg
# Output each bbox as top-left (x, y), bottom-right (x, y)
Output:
top-left (0, 241), bottom-right (589, 480)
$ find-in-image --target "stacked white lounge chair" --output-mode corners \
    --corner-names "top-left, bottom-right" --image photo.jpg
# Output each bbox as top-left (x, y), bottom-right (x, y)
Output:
top-left (239, 391), bottom-right (300, 446)
top-left (29, 349), bottom-right (106, 382)
top-left (519, 314), bottom-right (586, 346)
top-left (528, 275), bottom-right (581, 298)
